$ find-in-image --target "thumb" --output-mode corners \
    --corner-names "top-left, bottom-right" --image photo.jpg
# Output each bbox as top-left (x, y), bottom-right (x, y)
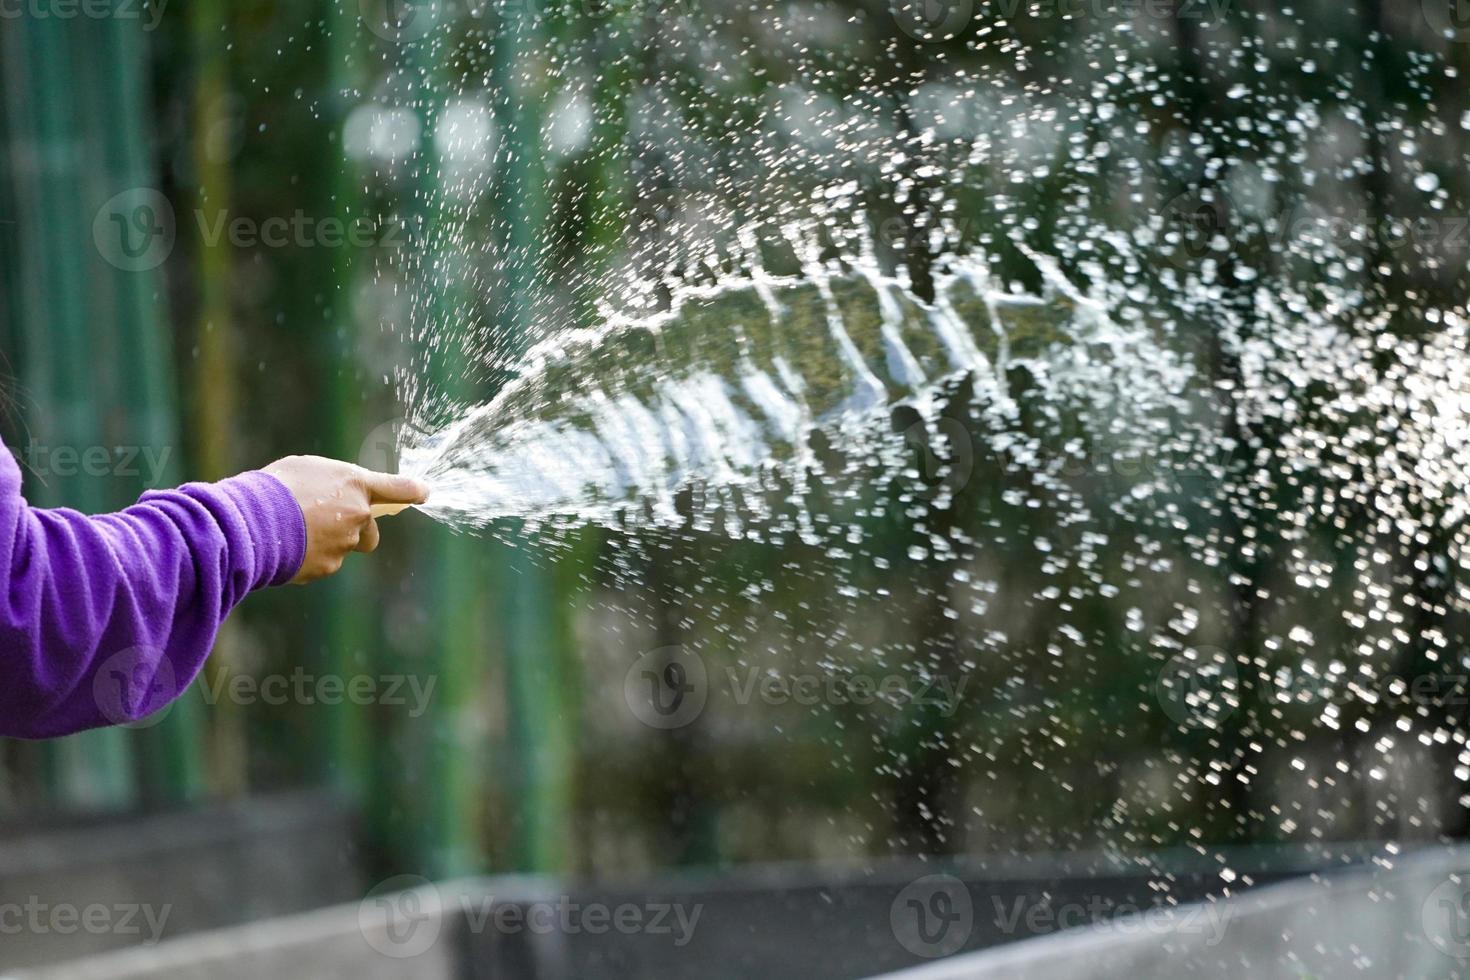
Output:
top-left (360, 468), bottom-right (431, 505)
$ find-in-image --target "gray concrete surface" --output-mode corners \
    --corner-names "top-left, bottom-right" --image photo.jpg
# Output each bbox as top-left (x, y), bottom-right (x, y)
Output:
top-left (0, 791), bottom-right (361, 970)
top-left (5, 841), bottom-right (1460, 979)
top-left (874, 847), bottom-right (1470, 980)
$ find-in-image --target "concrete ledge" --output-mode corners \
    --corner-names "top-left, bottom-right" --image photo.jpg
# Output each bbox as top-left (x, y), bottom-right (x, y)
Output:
top-left (8, 888), bottom-right (460, 980)
top-left (0, 791), bottom-right (361, 970)
top-left (7, 844), bottom-right (1453, 980)
top-left (874, 848), bottom-right (1470, 979)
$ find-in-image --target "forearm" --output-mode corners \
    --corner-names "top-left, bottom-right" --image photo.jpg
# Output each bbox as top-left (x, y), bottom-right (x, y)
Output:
top-left (0, 471), bottom-right (305, 739)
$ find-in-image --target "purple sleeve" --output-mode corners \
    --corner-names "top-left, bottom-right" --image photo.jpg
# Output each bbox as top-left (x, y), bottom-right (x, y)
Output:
top-left (0, 446), bottom-right (306, 739)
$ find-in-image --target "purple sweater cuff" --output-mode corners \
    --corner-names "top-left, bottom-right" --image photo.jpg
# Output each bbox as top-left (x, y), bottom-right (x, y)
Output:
top-left (209, 471), bottom-right (307, 588)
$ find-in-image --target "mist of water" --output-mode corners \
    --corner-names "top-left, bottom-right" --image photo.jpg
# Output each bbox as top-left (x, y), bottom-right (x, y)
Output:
top-left (342, 0), bottom-right (1470, 866)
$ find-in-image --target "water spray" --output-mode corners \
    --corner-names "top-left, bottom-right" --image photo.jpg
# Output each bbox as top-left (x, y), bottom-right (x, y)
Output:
top-left (381, 251), bottom-right (1185, 536)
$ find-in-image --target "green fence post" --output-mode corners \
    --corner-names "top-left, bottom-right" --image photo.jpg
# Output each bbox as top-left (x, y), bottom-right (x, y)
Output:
top-left (82, 5), bottom-right (206, 806)
top-left (0, 11), bottom-right (137, 812)
top-left (491, 5), bottom-right (576, 874)
top-left (314, 0), bottom-right (374, 807)
top-left (399, 30), bottom-right (493, 881)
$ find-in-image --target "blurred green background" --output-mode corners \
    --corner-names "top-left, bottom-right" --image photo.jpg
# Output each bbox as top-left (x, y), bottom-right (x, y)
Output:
top-left (1, 0), bottom-right (1468, 903)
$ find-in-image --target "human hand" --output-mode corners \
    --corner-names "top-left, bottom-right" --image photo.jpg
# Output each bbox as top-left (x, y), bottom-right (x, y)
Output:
top-left (262, 456), bottom-right (429, 583)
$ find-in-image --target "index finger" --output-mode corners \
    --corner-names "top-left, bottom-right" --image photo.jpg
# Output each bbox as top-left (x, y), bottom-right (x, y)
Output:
top-left (359, 468), bottom-right (431, 505)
